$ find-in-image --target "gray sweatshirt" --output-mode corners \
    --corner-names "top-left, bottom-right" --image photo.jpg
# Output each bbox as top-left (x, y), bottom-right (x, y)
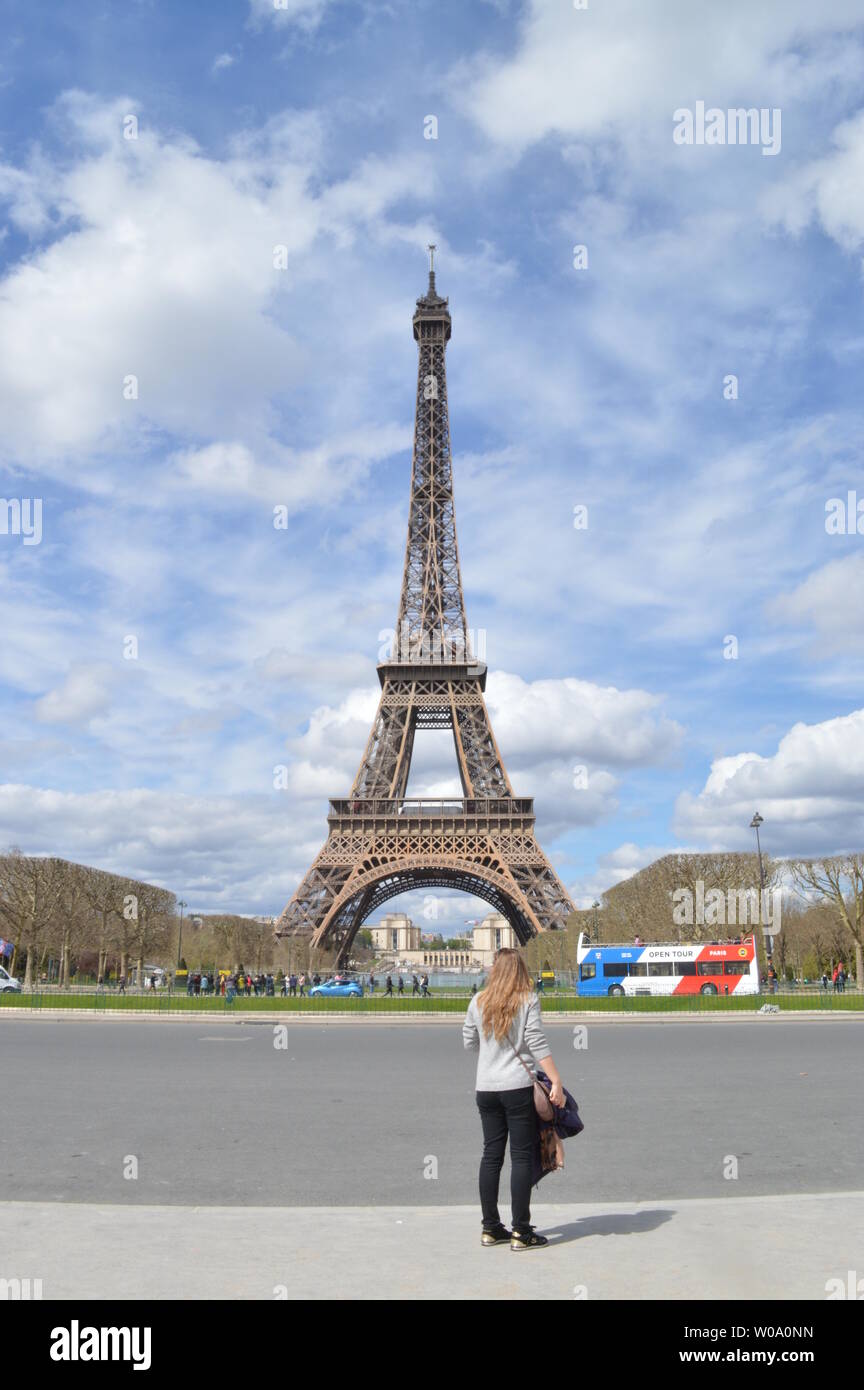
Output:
top-left (462, 992), bottom-right (550, 1092)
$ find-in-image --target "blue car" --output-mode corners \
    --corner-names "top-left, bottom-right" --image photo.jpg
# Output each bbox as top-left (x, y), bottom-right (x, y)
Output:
top-left (308, 976), bottom-right (363, 998)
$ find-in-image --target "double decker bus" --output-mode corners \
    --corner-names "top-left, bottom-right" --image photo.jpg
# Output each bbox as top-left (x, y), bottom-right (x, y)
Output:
top-left (575, 932), bottom-right (760, 998)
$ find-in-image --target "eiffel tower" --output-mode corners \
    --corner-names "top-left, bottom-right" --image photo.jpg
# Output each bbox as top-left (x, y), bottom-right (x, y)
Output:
top-left (275, 250), bottom-right (575, 962)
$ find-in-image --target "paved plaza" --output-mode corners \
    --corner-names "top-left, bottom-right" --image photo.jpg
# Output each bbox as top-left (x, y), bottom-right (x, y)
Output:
top-left (2, 1017), bottom-right (862, 1298)
top-left (4, 1193), bottom-right (861, 1301)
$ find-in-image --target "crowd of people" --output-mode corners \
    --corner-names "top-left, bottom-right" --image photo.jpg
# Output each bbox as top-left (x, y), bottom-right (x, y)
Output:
top-left (822, 965), bottom-right (848, 993)
top-left (162, 969), bottom-right (442, 997)
top-left (367, 972), bottom-right (433, 997)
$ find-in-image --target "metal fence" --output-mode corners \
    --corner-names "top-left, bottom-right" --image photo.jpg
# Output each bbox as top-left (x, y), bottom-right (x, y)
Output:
top-left (1, 984), bottom-right (861, 1014)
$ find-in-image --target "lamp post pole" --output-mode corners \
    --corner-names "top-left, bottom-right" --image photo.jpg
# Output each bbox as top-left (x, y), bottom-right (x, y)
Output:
top-left (749, 814), bottom-right (770, 979)
top-left (177, 900), bottom-right (187, 972)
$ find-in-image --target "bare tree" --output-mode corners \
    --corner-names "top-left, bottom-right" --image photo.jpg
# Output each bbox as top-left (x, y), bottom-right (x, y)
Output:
top-left (54, 861), bottom-right (96, 986)
top-left (791, 856), bottom-right (863, 987)
top-left (0, 852), bottom-right (68, 988)
top-left (205, 914), bottom-right (269, 975)
top-left (129, 883), bottom-right (176, 986)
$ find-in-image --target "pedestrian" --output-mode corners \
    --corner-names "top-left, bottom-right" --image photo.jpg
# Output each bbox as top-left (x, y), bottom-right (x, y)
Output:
top-left (462, 947), bottom-right (565, 1251)
top-left (384, 975), bottom-right (393, 997)
top-left (289, 973), bottom-right (297, 997)
top-left (420, 973), bottom-right (431, 998)
top-left (201, 974), bottom-right (209, 995)
top-left (397, 975), bottom-right (404, 996)
top-left (299, 972), bottom-right (307, 997)
top-left (119, 975), bottom-right (126, 995)
top-left (411, 974), bottom-right (420, 997)
top-left (832, 966), bottom-right (840, 994)
top-left (313, 972), bottom-right (321, 986)
top-left (368, 972), bottom-right (375, 995)
top-left (535, 975), bottom-right (544, 994)
top-left (821, 972), bottom-right (829, 992)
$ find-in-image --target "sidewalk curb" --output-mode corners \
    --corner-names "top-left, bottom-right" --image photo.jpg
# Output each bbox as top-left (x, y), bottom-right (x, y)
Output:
top-left (1, 1008), bottom-right (862, 1025)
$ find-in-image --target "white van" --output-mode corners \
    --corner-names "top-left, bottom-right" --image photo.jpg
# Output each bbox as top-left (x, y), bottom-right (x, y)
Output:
top-left (0, 964), bottom-right (21, 993)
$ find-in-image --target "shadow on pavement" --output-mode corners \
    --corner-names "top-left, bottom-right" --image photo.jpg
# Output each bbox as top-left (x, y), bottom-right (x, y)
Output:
top-left (541, 1208), bottom-right (676, 1245)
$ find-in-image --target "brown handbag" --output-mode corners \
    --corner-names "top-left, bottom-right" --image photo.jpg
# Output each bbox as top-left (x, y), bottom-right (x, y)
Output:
top-left (507, 1033), bottom-right (555, 1122)
top-left (507, 1033), bottom-right (565, 1175)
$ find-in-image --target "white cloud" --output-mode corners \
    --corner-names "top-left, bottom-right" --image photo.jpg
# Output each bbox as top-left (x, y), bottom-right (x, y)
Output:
top-left (0, 93), bottom-right (428, 485)
top-left (568, 841), bottom-right (676, 908)
top-left (281, 686), bottom-right (380, 796)
top-left (455, 0), bottom-right (864, 157)
top-left (675, 708), bottom-right (864, 854)
top-left (211, 53), bottom-right (236, 76)
top-left (769, 553), bottom-right (864, 653)
top-left (763, 111), bottom-right (864, 253)
top-left (0, 783), bottom-right (315, 913)
top-left (485, 671), bottom-right (682, 768)
top-left (170, 424), bottom-right (410, 507)
top-left (34, 663), bottom-right (115, 726)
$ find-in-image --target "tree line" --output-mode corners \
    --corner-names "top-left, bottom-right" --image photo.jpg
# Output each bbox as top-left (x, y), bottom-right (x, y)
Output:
top-left (3, 847), bottom-right (861, 987)
top-left (0, 852), bottom-right (341, 987)
top-left (0, 852), bottom-right (177, 989)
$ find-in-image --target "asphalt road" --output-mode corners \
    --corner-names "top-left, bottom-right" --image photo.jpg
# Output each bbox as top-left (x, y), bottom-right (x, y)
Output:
top-left (2, 1018), bottom-right (862, 1206)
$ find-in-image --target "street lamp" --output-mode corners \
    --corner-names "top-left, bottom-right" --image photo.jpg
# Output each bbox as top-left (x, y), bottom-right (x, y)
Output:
top-left (749, 813), bottom-right (771, 962)
top-left (177, 900), bottom-right (187, 971)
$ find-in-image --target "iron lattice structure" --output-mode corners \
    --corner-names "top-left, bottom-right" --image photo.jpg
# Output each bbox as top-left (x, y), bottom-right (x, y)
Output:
top-left (276, 257), bottom-right (575, 962)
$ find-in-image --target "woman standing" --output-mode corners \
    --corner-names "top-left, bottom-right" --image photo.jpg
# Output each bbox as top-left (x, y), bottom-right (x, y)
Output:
top-left (462, 948), bottom-right (564, 1250)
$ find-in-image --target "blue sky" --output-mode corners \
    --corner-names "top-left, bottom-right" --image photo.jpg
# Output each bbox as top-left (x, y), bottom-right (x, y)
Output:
top-left (2, 0), bottom-right (864, 931)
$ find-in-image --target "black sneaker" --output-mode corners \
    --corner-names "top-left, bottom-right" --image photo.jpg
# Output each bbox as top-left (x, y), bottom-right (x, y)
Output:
top-left (511, 1226), bottom-right (549, 1251)
top-left (481, 1223), bottom-right (512, 1247)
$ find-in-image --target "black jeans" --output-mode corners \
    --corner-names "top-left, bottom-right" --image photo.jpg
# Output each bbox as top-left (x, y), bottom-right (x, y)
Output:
top-left (476, 1086), bottom-right (536, 1231)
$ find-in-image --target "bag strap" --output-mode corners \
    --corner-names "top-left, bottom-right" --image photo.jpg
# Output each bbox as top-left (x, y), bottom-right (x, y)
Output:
top-left (508, 1033), bottom-right (540, 1083)
top-left (505, 1003), bottom-right (549, 1092)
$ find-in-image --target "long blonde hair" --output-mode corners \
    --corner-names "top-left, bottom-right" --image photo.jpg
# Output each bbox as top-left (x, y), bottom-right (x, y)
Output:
top-left (477, 948), bottom-right (533, 1042)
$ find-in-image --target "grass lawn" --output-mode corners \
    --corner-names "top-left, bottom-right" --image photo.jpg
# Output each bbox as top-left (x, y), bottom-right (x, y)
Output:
top-left (1, 989), bottom-right (860, 1014)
